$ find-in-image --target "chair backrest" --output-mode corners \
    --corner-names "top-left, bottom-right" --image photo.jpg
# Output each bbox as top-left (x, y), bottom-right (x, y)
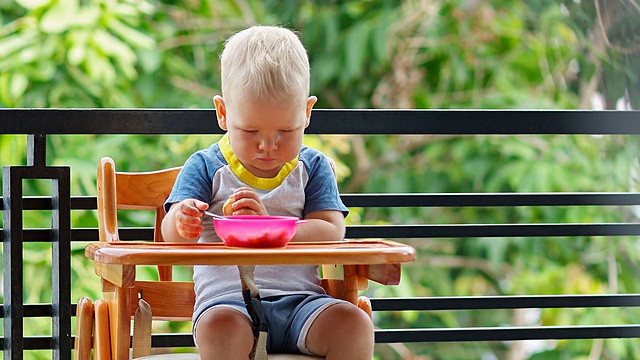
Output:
top-left (97, 156), bottom-right (182, 281)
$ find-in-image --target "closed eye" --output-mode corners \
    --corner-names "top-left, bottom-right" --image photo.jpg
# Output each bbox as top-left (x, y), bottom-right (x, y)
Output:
top-left (280, 126), bottom-right (302, 133)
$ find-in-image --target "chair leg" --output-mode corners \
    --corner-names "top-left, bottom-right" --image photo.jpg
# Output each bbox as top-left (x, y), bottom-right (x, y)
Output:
top-left (74, 297), bottom-right (94, 360)
top-left (94, 299), bottom-right (112, 360)
top-left (357, 296), bottom-right (373, 319)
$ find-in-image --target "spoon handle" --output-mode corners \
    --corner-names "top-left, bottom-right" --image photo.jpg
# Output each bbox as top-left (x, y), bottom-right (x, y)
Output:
top-left (203, 210), bottom-right (225, 220)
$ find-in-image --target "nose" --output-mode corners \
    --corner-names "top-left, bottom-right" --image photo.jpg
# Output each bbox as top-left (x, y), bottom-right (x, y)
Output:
top-left (258, 133), bottom-right (278, 151)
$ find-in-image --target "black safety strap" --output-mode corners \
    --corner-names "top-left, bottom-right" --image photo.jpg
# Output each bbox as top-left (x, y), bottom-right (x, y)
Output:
top-left (238, 265), bottom-right (268, 360)
top-left (243, 289), bottom-right (268, 338)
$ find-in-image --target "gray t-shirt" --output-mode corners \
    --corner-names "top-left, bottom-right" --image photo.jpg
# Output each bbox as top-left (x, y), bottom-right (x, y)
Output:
top-left (164, 134), bottom-right (349, 321)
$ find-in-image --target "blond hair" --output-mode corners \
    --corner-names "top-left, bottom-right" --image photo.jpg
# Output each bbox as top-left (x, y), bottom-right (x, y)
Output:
top-left (220, 25), bottom-right (310, 105)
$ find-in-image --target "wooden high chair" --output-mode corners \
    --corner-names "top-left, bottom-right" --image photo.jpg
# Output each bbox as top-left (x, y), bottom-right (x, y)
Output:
top-left (75, 157), bottom-right (415, 359)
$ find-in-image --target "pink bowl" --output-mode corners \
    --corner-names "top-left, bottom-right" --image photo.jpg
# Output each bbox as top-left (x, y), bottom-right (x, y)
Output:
top-left (212, 215), bottom-right (306, 248)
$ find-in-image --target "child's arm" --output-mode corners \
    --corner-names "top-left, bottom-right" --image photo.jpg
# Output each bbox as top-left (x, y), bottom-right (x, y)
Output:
top-left (294, 210), bottom-right (346, 242)
top-left (161, 198), bottom-right (209, 242)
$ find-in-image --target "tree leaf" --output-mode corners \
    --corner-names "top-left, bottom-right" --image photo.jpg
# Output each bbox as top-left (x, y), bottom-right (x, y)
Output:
top-left (601, 53), bottom-right (627, 103)
top-left (39, 0), bottom-right (76, 34)
top-left (16, 0), bottom-right (51, 10)
top-left (626, 53), bottom-right (640, 109)
top-left (107, 18), bottom-right (155, 49)
top-left (343, 22), bottom-right (369, 81)
top-left (93, 29), bottom-right (136, 62)
top-left (30, 61), bottom-right (56, 81)
top-left (137, 49), bottom-right (162, 74)
top-left (0, 32), bottom-right (37, 58)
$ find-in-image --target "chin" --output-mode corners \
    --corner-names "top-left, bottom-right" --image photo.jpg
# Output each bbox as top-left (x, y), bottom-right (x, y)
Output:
top-left (249, 164), bottom-right (281, 178)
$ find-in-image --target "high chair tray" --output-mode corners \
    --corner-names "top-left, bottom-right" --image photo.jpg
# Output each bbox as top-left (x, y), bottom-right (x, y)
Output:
top-left (85, 239), bottom-right (416, 266)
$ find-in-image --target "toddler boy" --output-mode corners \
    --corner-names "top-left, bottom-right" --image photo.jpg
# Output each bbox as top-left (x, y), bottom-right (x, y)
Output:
top-left (161, 25), bottom-right (374, 360)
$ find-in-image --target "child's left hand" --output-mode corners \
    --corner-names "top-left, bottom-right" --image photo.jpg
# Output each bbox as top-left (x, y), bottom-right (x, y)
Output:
top-left (229, 187), bottom-right (268, 216)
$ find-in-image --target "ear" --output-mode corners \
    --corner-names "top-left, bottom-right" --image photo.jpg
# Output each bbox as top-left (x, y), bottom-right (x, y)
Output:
top-left (305, 96), bottom-right (317, 128)
top-left (213, 95), bottom-right (227, 130)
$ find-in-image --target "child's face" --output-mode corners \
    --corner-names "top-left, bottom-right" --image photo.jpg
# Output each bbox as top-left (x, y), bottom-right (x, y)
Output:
top-left (214, 95), bottom-right (317, 178)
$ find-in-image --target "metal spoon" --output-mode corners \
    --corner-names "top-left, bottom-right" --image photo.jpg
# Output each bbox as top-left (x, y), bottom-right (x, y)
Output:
top-left (203, 210), bottom-right (226, 220)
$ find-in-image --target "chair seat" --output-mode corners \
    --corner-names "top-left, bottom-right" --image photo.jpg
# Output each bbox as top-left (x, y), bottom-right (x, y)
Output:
top-left (135, 354), bottom-right (321, 359)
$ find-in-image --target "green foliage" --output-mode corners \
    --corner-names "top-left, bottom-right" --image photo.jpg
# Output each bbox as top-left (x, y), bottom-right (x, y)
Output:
top-left (0, 0), bottom-right (156, 107)
top-left (561, 0), bottom-right (640, 109)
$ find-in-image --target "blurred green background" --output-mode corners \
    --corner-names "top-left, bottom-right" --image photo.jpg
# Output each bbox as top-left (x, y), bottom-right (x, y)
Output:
top-left (1, 0), bottom-right (640, 359)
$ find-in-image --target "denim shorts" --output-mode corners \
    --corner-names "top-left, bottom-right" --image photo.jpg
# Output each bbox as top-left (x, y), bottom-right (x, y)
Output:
top-left (193, 293), bottom-right (346, 355)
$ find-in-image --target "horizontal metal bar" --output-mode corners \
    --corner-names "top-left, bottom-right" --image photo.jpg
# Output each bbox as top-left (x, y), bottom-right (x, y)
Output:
top-left (0, 304), bottom-right (77, 317)
top-left (371, 294), bottom-right (640, 311)
top-left (13, 324), bottom-right (640, 351)
top-left (23, 324), bottom-right (637, 349)
top-left (9, 294), bottom-right (639, 317)
top-left (0, 228), bottom-right (153, 242)
top-left (375, 325), bottom-right (640, 343)
top-left (21, 336), bottom-right (54, 350)
top-left (1, 109), bottom-right (639, 135)
top-left (8, 294), bottom-right (638, 318)
top-left (0, 196), bottom-right (96, 211)
top-left (70, 196), bottom-right (97, 210)
top-left (346, 223), bottom-right (640, 238)
top-left (22, 335), bottom-right (77, 350)
top-left (3, 223), bottom-right (640, 243)
top-left (3, 193), bottom-right (640, 211)
top-left (5, 294), bottom-right (639, 317)
top-left (151, 333), bottom-right (195, 348)
top-left (341, 192), bottom-right (640, 207)
top-left (2, 223), bottom-right (640, 243)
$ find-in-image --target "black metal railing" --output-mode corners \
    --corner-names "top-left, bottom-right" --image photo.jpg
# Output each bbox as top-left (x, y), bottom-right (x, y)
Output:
top-left (2, 108), bottom-right (640, 359)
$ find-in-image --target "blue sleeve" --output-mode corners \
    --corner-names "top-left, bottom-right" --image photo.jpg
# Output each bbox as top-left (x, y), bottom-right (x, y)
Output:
top-left (301, 148), bottom-right (349, 217)
top-left (164, 146), bottom-right (223, 213)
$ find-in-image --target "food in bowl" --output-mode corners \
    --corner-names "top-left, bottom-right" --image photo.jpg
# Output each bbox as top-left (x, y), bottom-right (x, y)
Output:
top-left (212, 215), bottom-right (306, 248)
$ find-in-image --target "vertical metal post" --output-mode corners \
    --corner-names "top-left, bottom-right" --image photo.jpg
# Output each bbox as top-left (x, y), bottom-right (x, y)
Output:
top-left (3, 167), bottom-right (25, 359)
top-left (27, 134), bottom-right (46, 168)
top-left (2, 134), bottom-right (72, 359)
top-left (52, 170), bottom-right (72, 359)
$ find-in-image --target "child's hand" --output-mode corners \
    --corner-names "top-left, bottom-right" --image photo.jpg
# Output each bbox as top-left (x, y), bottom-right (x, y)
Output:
top-left (229, 187), bottom-right (268, 216)
top-left (172, 199), bottom-right (209, 239)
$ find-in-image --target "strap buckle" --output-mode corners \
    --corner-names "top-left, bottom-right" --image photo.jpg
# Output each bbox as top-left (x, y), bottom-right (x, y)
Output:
top-left (242, 289), bottom-right (268, 338)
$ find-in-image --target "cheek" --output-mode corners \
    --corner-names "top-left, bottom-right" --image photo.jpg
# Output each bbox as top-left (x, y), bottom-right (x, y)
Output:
top-left (229, 134), bottom-right (251, 155)
top-left (230, 133), bottom-right (245, 145)
top-left (282, 135), bottom-right (303, 154)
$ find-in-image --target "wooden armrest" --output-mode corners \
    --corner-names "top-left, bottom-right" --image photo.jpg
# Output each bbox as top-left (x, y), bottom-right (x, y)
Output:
top-left (323, 263), bottom-right (402, 285)
top-left (321, 264), bottom-right (375, 291)
top-left (357, 263), bottom-right (401, 286)
top-left (130, 281), bottom-right (195, 320)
